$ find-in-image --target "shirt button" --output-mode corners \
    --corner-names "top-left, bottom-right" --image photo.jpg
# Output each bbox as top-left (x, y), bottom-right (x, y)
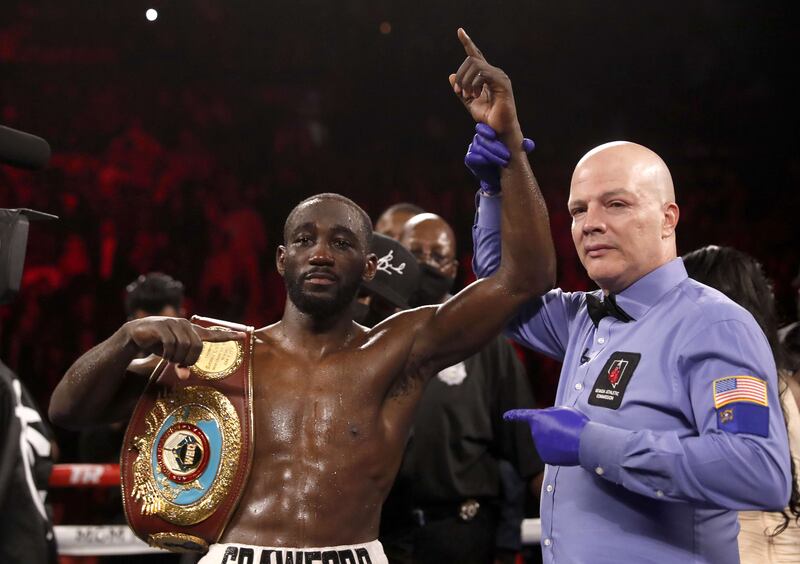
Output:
top-left (656, 490), bottom-right (664, 498)
top-left (597, 337), bottom-right (605, 344)
top-left (595, 466), bottom-right (605, 476)
top-left (546, 484), bottom-right (553, 493)
top-left (575, 382), bottom-right (583, 391)
top-left (543, 538), bottom-right (552, 547)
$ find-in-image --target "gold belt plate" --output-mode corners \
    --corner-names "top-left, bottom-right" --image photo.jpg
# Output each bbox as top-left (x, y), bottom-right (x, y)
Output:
top-left (191, 326), bottom-right (244, 380)
top-left (129, 386), bottom-right (242, 526)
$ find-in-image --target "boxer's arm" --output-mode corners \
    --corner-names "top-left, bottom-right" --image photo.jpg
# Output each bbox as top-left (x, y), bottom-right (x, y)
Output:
top-left (401, 29), bottom-right (555, 377)
top-left (49, 317), bottom-right (245, 429)
top-left (472, 193), bottom-right (578, 361)
top-left (579, 318), bottom-right (791, 510)
top-left (48, 328), bottom-right (142, 428)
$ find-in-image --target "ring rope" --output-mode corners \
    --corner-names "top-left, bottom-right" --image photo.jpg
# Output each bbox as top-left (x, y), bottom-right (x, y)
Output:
top-left (49, 464), bottom-right (542, 554)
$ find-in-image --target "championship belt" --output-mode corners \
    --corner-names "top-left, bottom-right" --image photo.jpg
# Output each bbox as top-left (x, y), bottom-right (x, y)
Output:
top-left (120, 316), bottom-right (255, 553)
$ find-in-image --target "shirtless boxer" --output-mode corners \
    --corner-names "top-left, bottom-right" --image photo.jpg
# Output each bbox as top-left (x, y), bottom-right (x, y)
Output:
top-left (48, 29), bottom-right (555, 562)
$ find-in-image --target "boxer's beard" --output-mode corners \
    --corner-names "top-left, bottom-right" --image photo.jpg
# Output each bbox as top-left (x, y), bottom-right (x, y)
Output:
top-left (286, 272), bottom-right (362, 319)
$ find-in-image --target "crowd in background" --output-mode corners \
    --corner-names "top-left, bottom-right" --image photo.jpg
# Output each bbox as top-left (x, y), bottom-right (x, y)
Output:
top-left (1, 1), bottom-right (799, 544)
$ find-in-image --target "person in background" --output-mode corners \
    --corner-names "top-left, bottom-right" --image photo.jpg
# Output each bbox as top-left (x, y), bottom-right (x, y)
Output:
top-left (124, 272), bottom-right (186, 320)
top-left (0, 359), bottom-right (58, 564)
top-left (354, 233), bottom-right (421, 328)
top-left (79, 272), bottom-right (186, 463)
top-left (77, 272), bottom-right (187, 563)
top-left (779, 263), bottom-right (800, 343)
top-left (0, 206), bottom-right (58, 563)
top-left (377, 211), bottom-right (542, 564)
top-left (783, 325), bottom-right (800, 386)
top-left (683, 245), bottom-right (800, 563)
top-left (375, 203), bottom-right (425, 241)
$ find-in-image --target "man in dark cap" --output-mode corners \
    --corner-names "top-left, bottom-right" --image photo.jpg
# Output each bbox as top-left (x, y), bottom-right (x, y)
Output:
top-left (354, 233), bottom-right (421, 328)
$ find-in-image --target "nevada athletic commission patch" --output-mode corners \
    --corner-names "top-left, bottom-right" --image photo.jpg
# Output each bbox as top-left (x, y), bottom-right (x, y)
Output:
top-left (588, 352), bottom-right (641, 409)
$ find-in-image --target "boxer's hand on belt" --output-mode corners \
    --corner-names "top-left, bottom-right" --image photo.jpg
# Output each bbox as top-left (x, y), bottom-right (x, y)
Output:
top-left (122, 317), bottom-right (246, 379)
top-left (449, 28), bottom-right (523, 145)
top-left (504, 407), bottom-right (589, 466)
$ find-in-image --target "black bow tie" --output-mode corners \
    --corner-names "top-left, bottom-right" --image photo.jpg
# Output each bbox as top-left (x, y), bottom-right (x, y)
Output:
top-left (586, 293), bottom-right (633, 328)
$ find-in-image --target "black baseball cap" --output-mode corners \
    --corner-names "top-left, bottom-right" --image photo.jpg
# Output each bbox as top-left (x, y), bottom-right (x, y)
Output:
top-left (362, 233), bottom-right (421, 309)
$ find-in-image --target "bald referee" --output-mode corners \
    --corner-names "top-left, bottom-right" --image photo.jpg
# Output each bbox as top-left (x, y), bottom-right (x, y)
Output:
top-left (469, 133), bottom-right (790, 562)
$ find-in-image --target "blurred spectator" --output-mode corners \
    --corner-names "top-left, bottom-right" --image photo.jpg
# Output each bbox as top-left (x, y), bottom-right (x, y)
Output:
top-left (375, 203), bottom-right (425, 241)
top-left (0, 360), bottom-right (58, 564)
top-left (779, 264), bottom-right (800, 342)
top-left (124, 271), bottom-right (186, 320)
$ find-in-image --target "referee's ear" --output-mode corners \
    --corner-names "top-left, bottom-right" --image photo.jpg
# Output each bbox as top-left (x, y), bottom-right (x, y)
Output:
top-left (661, 202), bottom-right (679, 239)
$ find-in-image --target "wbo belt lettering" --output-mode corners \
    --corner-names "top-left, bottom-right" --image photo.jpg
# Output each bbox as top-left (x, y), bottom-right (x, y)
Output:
top-left (219, 545), bottom-right (374, 564)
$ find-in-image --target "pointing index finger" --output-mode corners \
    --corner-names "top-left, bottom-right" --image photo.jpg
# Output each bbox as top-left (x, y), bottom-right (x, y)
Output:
top-left (457, 27), bottom-right (485, 61)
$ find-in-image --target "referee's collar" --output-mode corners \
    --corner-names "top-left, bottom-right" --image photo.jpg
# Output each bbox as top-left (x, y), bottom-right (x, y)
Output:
top-left (613, 258), bottom-right (687, 322)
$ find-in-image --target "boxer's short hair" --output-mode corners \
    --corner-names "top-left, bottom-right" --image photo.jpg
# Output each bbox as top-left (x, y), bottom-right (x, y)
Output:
top-left (284, 193), bottom-right (372, 249)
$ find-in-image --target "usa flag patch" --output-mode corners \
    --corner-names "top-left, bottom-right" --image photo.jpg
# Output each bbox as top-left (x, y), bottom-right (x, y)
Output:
top-left (712, 376), bottom-right (770, 437)
top-left (713, 376), bottom-right (768, 409)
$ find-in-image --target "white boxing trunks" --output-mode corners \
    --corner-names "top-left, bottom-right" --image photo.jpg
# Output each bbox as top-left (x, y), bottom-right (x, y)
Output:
top-left (198, 539), bottom-right (388, 564)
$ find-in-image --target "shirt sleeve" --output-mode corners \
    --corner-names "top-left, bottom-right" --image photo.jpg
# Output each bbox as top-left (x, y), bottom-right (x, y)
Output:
top-left (578, 318), bottom-right (792, 510)
top-left (472, 191), bottom-right (502, 279)
top-left (472, 191), bottom-right (576, 362)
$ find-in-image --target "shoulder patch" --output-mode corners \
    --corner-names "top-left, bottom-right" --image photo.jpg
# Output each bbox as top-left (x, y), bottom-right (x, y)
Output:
top-left (713, 376), bottom-right (769, 437)
top-left (713, 376), bottom-right (767, 408)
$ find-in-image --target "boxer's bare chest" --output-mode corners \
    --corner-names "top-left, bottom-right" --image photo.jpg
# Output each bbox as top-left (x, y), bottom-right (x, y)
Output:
top-left (248, 335), bottom-right (401, 457)
top-left (222, 322), bottom-right (425, 544)
top-left (223, 337), bottom-right (405, 544)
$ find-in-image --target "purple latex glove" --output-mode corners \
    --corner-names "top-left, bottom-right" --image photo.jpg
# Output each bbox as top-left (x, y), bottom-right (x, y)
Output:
top-left (464, 123), bottom-right (535, 194)
top-left (504, 407), bottom-right (589, 466)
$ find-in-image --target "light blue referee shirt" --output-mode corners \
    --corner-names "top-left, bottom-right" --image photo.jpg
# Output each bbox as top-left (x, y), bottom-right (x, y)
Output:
top-left (473, 193), bottom-right (791, 563)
